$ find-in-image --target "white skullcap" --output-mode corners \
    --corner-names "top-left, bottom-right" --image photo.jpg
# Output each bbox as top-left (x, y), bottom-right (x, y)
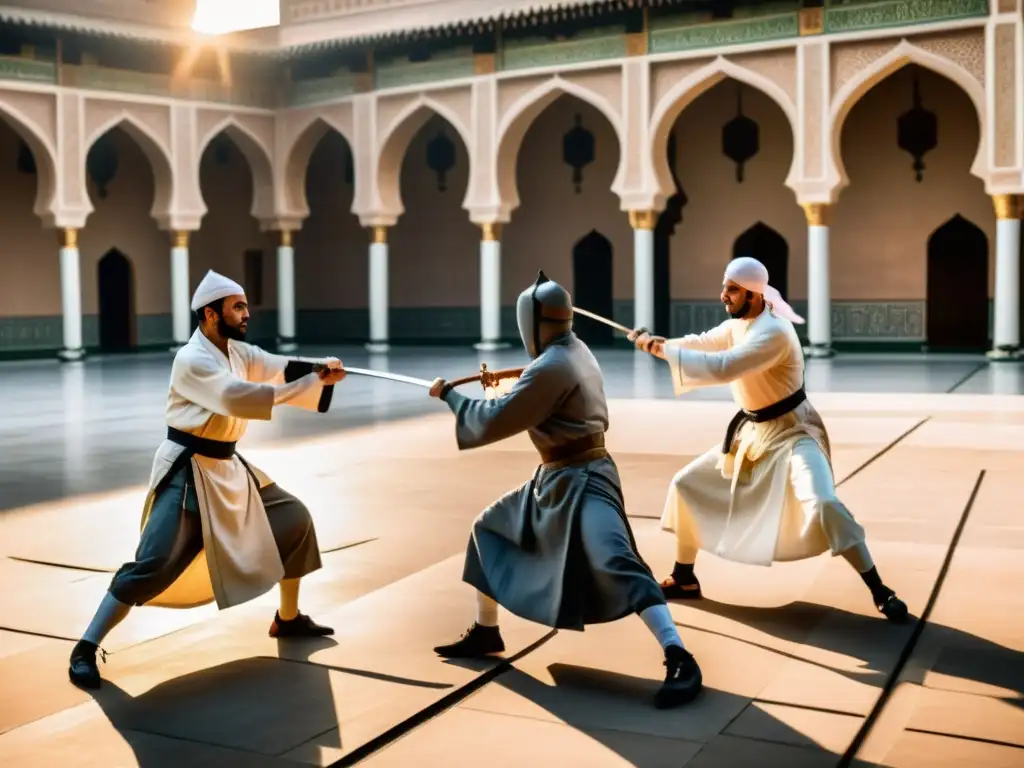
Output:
top-left (724, 257), bottom-right (804, 324)
top-left (190, 270), bottom-right (245, 311)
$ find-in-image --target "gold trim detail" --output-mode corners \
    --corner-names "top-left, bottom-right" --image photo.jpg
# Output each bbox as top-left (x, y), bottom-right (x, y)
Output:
top-left (799, 7), bottom-right (824, 36)
top-left (371, 226), bottom-right (388, 244)
top-left (801, 203), bottom-right (831, 227)
top-left (281, 230), bottom-right (293, 248)
top-left (481, 222), bottom-right (502, 242)
top-left (60, 228), bottom-right (78, 249)
top-left (173, 230), bottom-right (190, 249)
top-left (992, 194), bottom-right (1021, 220)
top-left (628, 210), bottom-right (657, 230)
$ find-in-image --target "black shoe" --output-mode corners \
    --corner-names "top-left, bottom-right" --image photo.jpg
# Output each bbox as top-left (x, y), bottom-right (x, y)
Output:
top-left (876, 591), bottom-right (909, 624)
top-left (655, 645), bottom-right (702, 709)
top-left (68, 640), bottom-right (104, 690)
top-left (433, 623), bottom-right (505, 659)
top-left (659, 574), bottom-right (703, 600)
top-left (269, 612), bottom-right (334, 638)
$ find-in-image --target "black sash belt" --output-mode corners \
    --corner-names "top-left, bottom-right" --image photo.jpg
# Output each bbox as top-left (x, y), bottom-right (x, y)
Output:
top-left (167, 427), bottom-right (237, 459)
top-left (721, 387), bottom-right (807, 454)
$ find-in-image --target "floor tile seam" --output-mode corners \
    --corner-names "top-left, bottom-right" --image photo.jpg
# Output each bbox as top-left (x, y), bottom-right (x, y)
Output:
top-left (835, 469), bottom-right (987, 767)
top-left (711, 729), bottom-right (845, 756)
top-left (321, 629), bottom-right (559, 768)
top-left (902, 726), bottom-right (1024, 752)
top-left (454, 702), bottom-right (709, 745)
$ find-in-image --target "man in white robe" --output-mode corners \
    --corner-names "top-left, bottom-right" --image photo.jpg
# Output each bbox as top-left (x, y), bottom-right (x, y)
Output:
top-left (69, 270), bottom-right (347, 690)
top-left (630, 257), bottom-right (908, 623)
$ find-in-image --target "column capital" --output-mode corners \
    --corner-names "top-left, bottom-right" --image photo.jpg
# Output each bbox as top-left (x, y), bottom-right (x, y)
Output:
top-left (280, 230), bottom-right (293, 248)
top-left (801, 203), bottom-right (832, 227)
top-left (371, 226), bottom-right (388, 245)
top-left (171, 230), bottom-right (191, 249)
top-left (58, 228), bottom-right (78, 249)
top-left (992, 194), bottom-right (1022, 220)
top-left (628, 210), bottom-right (657, 230)
top-left (480, 222), bottom-right (502, 242)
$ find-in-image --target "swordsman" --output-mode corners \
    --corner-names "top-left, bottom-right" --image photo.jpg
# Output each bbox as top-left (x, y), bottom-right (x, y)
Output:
top-left (630, 257), bottom-right (908, 623)
top-left (427, 272), bottom-right (703, 709)
top-left (69, 270), bottom-right (346, 690)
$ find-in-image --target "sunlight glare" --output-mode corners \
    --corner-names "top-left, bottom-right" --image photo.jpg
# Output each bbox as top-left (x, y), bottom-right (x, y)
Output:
top-left (192, 0), bottom-right (280, 35)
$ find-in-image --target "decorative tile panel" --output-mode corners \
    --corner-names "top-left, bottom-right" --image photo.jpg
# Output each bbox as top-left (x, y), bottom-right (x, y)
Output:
top-left (288, 73), bottom-right (360, 107)
top-left (824, 0), bottom-right (989, 34)
top-left (61, 65), bottom-right (276, 108)
top-left (501, 30), bottom-right (628, 71)
top-left (830, 301), bottom-right (925, 339)
top-left (375, 49), bottom-right (475, 90)
top-left (650, 13), bottom-right (799, 55)
top-left (0, 56), bottom-right (57, 84)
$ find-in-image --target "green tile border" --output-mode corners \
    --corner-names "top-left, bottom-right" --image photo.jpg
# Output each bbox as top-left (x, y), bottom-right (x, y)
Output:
top-left (824, 0), bottom-right (990, 34)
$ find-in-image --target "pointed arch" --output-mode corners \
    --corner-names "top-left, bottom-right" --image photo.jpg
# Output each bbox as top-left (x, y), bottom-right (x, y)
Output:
top-left (0, 99), bottom-right (59, 222)
top-left (84, 112), bottom-right (176, 223)
top-left (829, 41), bottom-right (986, 191)
top-left (375, 95), bottom-right (473, 217)
top-left (926, 214), bottom-right (988, 350)
top-left (572, 229), bottom-right (615, 346)
top-left (496, 76), bottom-right (625, 215)
top-left (280, 114), bottom-right (354, 217)
top-left (197, 116), bottom-right (275, 220)
top-left (733, 222), bottom-right (789, 300)
top-left (649, 57), bottom-right (799, 202)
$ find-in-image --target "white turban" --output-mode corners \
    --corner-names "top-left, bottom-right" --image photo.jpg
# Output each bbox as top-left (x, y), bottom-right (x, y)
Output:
top-left (724, 257), bottom-right (804, 324)
top-left (191, 270), bottom-right (245, 311)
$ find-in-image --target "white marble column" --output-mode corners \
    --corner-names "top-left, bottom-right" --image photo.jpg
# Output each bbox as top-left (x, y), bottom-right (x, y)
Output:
top-left (170, 230), bottom-right (191, 351)
top-left (367, 226), bottom-right (389, 353)
top-left (628, 210), bottom-right (656, 333)
top-left (475, 222), bottom-right (508, 351)
top-left (803, 203), bottom-right (833, 358)
top-left (990, 194), bottom-right (1022, 359)
top-left (277, 230), bottom-right (297, 353)
top-left (57, 228), bottom-right (84, 362)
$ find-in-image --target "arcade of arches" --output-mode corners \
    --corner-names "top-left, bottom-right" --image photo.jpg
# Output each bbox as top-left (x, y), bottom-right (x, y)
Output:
top-left (0, 62), bottom-right (1021, 361)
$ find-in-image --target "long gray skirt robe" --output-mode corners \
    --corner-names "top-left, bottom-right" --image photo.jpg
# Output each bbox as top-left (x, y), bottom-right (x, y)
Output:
top-left (108, 462), bottom-right (322, 607)
top-left (444, 332), bottom-right (665, 630)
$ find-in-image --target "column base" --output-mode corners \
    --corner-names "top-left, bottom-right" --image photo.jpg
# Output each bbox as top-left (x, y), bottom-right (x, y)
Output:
top-left (986, 346), bottom-right (1021, 361)
top-left (803, 343), bottom-right (835, 359)
top-left (277, 339), bottom-right (298, 353)
top-left (365, 341), bottom-right (390, 353)
top-left (57, 348), bottom-right (85, 362)
top-left (474, 340), bottom-right (510, 351)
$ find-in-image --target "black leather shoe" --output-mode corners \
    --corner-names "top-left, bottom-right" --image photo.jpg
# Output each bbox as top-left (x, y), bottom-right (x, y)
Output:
top-left (68, 640), bottom-right (104, 690)
top-left (660, 574), bottom-right (703, 600)
top-left (433, 623), bottom-right (505, 659)
top-left (269, 612), bottom-right (334, 637)
top-left (877, 592), bottom-right (909, 624)
top-left (655, 645), bottom-right (702, 709)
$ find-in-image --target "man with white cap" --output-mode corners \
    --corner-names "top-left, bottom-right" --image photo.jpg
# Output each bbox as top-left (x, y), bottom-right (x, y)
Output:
top-left (69, 270), bottom-right (347, 690)
top-left (630, 257), bottom-right (908, 623)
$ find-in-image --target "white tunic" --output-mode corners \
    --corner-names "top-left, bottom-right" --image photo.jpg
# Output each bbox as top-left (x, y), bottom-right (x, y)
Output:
top-left (141, 328), bottom-right (329, 609)
top-left (660, 309), bottom-right (861, 566)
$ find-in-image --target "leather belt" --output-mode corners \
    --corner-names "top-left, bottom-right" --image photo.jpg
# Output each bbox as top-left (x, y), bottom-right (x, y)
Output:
top-left (721, 387), bottom-right (807, 454)
top-left (167, 427), bottom-right (237, 460)
top-left (539, 432), bottom-right (606, 467)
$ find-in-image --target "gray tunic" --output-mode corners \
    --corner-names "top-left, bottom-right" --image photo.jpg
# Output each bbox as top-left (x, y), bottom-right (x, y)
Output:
top-left (443, 332), bottom-right (665, 631)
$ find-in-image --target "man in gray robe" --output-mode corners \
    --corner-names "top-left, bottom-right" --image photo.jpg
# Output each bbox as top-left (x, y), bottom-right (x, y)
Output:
top-left (427, 272), bottom-right (703, 709)
top-left (69, 270), bottom-right (346, 691)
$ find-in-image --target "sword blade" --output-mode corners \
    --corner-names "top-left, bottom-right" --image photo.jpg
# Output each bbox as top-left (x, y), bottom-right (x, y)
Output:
top-left (572, 306), bottom-right (636, 335)
top-left (339, 367), bottom-right (434, 388)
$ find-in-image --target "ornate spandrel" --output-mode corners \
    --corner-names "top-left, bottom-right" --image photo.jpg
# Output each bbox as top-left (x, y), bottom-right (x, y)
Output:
top-left (563, 114), bottom-right (595, 194)
top-left (897, 70), bottom-right (937, 182)
top-left (722, 84), bottom-right (759, 183)
top-left (426, 127), bottom-right (456, 192)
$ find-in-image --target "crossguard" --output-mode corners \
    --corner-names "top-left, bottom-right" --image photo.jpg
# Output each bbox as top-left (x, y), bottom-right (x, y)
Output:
top-left (450, 363), bottom-right (525, 392)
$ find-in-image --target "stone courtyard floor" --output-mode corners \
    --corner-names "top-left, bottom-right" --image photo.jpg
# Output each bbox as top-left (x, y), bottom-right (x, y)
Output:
top-left (0, 348), bottom-right (1022, 766)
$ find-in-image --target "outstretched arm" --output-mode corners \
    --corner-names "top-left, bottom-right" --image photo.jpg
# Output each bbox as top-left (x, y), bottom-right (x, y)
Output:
top-left (243, 347), bottom-right (341, 413)
top-left (432, 362), bottom-right (568, 450)
top-left (662, 327), bottom-right (785, 395)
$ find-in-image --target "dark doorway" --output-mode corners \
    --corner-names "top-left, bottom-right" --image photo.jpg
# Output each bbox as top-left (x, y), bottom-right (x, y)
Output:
top-left (926, 214), bottom-right (988, 350)
top-left (654, 132), bottom-right (687, 337)
top-left (732, 222), bottom-right (789, 300)
top-left (572, 230), bottom-right (614, 346)
top-left (98, 249), bottom-right (134, 352)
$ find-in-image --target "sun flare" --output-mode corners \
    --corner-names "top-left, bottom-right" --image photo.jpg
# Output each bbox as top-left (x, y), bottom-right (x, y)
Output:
top-left (191, 0), bottom-right (280, 35)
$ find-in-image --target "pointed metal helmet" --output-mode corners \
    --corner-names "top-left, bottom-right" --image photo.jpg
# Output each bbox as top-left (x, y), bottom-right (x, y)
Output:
top-left (515, 270), bottom-right (573, 358)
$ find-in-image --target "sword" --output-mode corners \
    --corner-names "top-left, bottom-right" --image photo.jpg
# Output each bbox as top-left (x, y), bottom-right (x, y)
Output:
top-left (572, 306), bottom-right (648, 337)
top-left (300, 358), bottom-right (433, 388)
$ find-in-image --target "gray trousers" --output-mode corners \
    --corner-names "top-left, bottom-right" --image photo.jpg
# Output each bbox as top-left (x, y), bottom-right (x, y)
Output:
top-left (109, 463), bottom-right (323, 606)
